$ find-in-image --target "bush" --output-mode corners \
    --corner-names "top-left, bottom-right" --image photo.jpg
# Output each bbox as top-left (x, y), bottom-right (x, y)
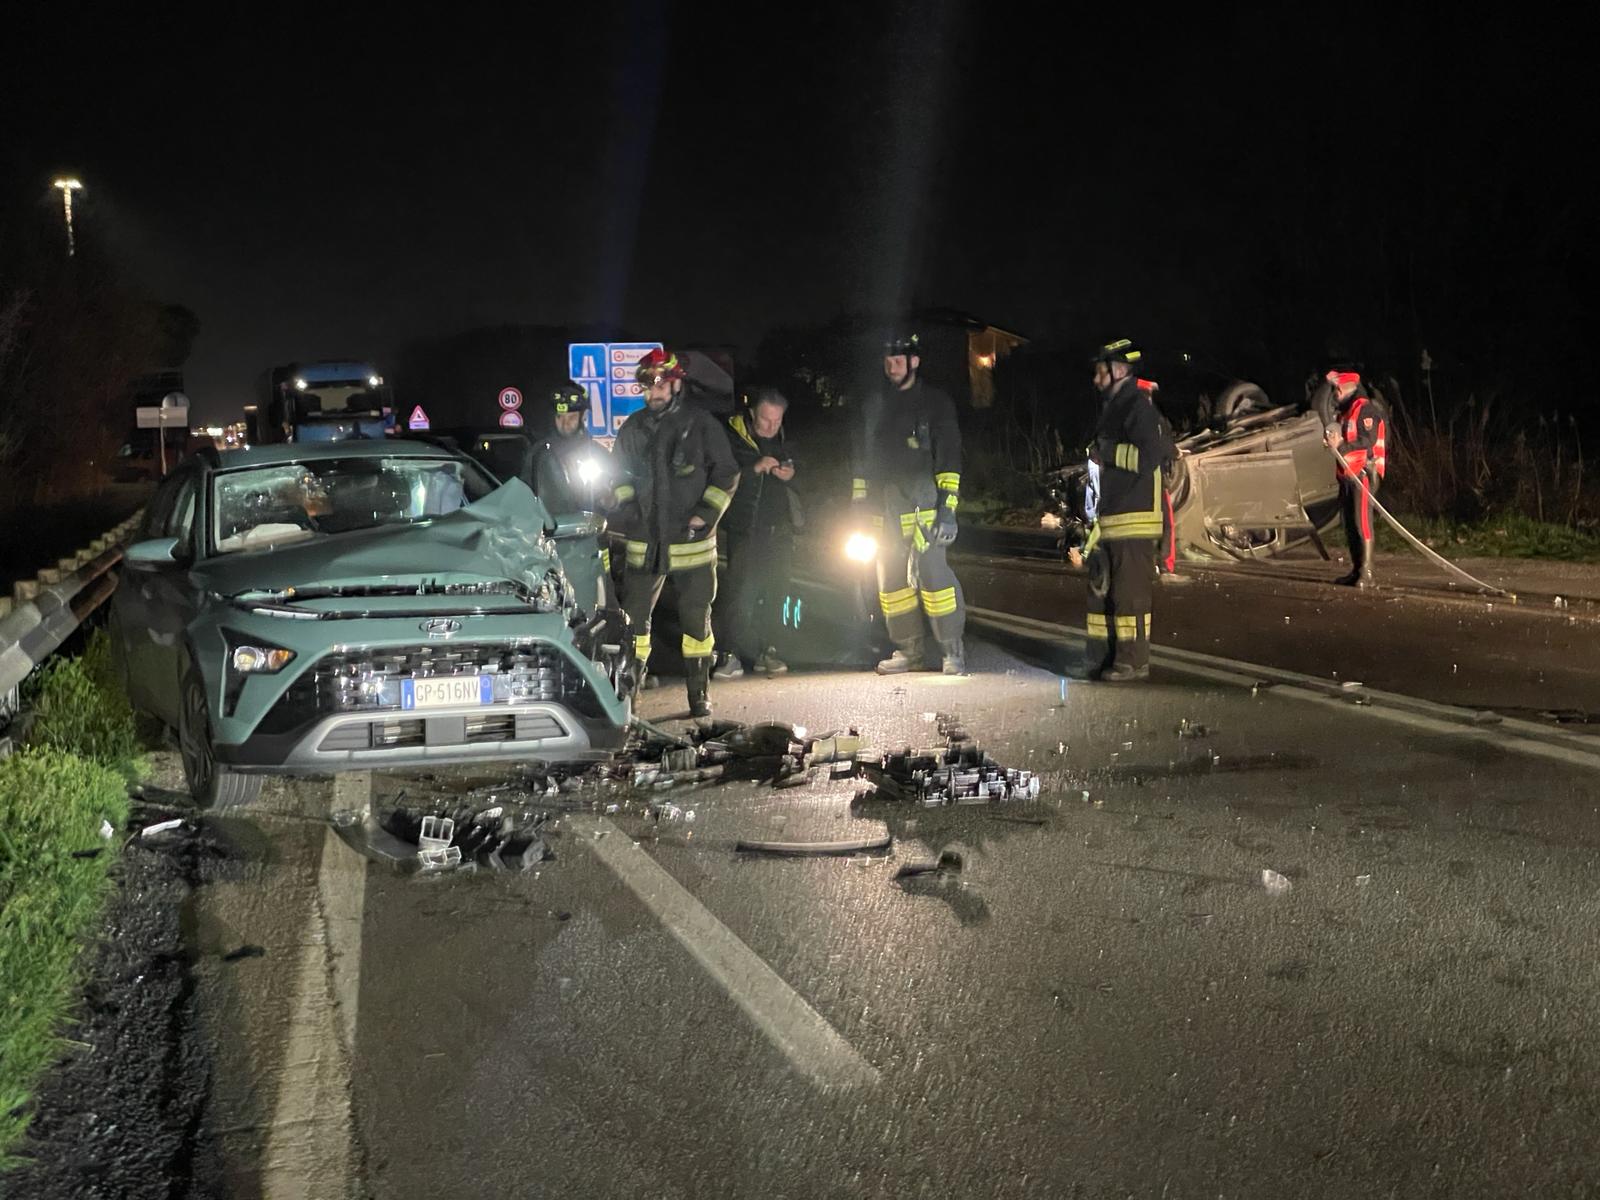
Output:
top-left (22, 630), bottom-right (144, 781)
top-left (0, 747), bottom-right (129, 1167)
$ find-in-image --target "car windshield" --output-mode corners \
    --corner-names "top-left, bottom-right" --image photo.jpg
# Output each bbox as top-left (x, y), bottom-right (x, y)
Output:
top-left (211, 455), bottom-right (496, 554)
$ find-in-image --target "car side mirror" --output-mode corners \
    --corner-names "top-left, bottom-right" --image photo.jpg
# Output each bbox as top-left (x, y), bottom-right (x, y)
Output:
top-left (125, 537), bottom-right (181, 566)
top-left (549, 513), bottom-right (606, 540)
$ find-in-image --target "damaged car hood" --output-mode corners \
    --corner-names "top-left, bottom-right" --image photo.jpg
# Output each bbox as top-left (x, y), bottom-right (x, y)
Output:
top-left (195, 473), bottom-right (563, 598)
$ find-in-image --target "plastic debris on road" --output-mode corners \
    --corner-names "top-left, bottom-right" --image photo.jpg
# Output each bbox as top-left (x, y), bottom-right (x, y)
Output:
top-left (853, 713), bottom-right (1043, 809)
top-left (1260, 868), bottom-right (1293, 894)
top-left (1355, 874), bottom-right (1372, 886)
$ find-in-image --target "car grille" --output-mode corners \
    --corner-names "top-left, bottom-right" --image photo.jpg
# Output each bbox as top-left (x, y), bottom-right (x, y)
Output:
top-left (257, 641), bottom-right (606, 736)
top-left (316, 711), bottom-right (568, 752)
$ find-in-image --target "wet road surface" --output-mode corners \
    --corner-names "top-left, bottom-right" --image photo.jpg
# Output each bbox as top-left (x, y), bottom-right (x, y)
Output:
top-left (192, 637), bottom-right (1600, 1198)
top-left (956, 550), bottom-right (1600, 719)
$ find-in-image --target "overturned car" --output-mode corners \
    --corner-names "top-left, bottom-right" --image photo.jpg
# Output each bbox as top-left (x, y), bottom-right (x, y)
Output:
top-left (1043, 378), bottom-right (1379, 562)
top-left (109, 441), bottom-right (632, 807)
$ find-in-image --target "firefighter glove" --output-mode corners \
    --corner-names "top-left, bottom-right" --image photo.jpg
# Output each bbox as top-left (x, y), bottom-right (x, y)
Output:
top-left (932, 507), bottom-right (958, 546)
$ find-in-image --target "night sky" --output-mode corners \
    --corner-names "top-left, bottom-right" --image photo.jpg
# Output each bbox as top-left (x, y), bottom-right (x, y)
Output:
top-left (7, 6), bottom-right (1590, 422)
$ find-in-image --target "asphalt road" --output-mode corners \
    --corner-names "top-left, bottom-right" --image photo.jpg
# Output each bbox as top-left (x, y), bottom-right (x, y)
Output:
top-left (186, 633), bottom-right (1600, 1199)
top-left (955, 549), bottom-right (1600, 720)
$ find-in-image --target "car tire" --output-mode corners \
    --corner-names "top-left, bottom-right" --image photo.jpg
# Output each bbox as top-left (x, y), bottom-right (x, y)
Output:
top-left (178, 665), bottom-right (263, 809)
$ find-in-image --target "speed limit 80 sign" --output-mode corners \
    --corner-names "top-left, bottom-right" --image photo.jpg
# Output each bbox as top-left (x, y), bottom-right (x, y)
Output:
top-left (497, 387), bottom-right (523, 411)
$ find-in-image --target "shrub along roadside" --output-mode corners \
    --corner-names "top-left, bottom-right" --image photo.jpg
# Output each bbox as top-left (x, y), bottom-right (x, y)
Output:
top-left (1, 630), bottom-right (142, 1168)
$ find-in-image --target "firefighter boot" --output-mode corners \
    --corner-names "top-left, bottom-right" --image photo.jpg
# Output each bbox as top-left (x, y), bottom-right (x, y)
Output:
top-left (876, 637), bottom-right (931, 675)
top-left (1356, 529), bottom-right (1375, 588)
top-left (685, 657), bottom-right (713, 720)
top-left (940, 638), bottom-right (968, 676)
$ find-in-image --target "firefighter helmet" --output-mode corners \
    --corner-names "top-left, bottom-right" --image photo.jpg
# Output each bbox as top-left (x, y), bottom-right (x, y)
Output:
top-left (551, 383), bottom-right (587, 415)
top-left (882, 329), bottom-right (921, 358)
top-left (635, 348), bottom-right (686, 386)
top-left (1090, 338), bottom-right (1144, 366)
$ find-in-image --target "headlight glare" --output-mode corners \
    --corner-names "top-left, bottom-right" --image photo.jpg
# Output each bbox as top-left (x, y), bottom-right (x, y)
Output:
top-left (844, 532), bottom-right (877, 563)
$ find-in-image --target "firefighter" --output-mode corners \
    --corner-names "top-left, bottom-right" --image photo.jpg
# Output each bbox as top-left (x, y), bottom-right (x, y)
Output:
top-left (612, 348), bottom-right (740, 718)
top-left (533, 383), bottom-right (616, 608)
top-left (533, 383), bottom-right (612, 516)
top-left (713, 387), bottom-right (801, 679)
top-left (1324, 367), bottom-right (1386, 587)
top-left (851, 330), bottom-right (967, 675)
top-left (1083, 339), bottom-right (1168, 682)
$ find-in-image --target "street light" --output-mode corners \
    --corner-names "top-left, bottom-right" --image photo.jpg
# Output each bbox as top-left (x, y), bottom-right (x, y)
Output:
top-left (52, 177), bottom-right (83, 258)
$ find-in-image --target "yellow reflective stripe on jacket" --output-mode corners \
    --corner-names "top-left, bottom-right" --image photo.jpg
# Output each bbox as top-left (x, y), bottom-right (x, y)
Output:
top-left (614, 483), bottom-right (636, 503)
top-left (601, 547), bottom-right (611, 571)
top-left (625, 539), bottom-right (648, 568)
top-left (668, 538), bottom-right (718, 570)
top-left (1114, 443), bottom-right (1139, 473)
top-left (878, 586), bottom-right (919, 617)
top-left (934, 472), bottom-right (961, 494)
top-left (851, 477), bottom-right (868, 500)
top-left (1083, 523), bottom-right (1101, 554)
top-left (920, 586), bottom-right (959, 616)
top-left (634, 633), bottom-right (653, 661)
top-left (701, 485), bottom-right (733, 514)
top-left (682, 632), bottom-right (715, 658)
top-left (1098, 473), bottom-right (1163, 541)
top-left (942, 493), bottom-right (959, 512)
top-left (728, 413), bottom-right (759, 451)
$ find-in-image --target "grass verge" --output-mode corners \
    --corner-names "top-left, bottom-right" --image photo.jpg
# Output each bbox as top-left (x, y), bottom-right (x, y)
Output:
top-left (1382, 512), bottom-right (1600, 562)
top-left (1, 630), bottom-right (142, 1168)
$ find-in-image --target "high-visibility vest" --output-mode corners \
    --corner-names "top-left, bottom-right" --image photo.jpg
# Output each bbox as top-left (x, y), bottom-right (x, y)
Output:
top-left (1340, 396), bottom-right (1387, 480)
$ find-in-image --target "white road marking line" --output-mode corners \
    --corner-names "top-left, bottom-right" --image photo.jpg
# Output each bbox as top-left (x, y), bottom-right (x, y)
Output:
top-left (260, 772), bottom-right (370, 1198)
top-left (967, 605), bottom-right (1600, 773)
top-left (569, 812), bottom-right (880, 1090)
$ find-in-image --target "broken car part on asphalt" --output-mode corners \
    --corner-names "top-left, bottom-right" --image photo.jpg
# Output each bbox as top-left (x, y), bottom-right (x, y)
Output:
top-left (853, 713), bottom-right (1042, 808)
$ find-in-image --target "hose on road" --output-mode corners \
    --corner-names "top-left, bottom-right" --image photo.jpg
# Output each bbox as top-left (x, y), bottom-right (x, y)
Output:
top-left (1324, 441), bottom-right (1513, 598)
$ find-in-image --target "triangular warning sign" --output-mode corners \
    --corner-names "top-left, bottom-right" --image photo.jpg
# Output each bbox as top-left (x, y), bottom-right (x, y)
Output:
top-left (407, 405), bottom-right (429, 430)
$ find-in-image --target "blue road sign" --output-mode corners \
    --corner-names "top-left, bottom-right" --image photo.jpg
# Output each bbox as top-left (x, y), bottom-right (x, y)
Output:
top-left (568, 341), bottom-right (662, 436)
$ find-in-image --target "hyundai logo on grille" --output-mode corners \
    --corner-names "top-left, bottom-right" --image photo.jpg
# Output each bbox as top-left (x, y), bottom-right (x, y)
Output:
top-left (421, 618), bottom-right (462, 638)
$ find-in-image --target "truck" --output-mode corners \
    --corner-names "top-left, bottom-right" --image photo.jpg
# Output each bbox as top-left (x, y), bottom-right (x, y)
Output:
top-left (254, 361), bottom-right (395, 443)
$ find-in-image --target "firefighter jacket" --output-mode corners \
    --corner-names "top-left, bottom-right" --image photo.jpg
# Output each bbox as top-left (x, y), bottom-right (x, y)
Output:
top-left (724, 412), bottom-right (802, 537)
top-left (532, 432), bottom-right (611, 516)
top-left (1089, 375), bottom-right (1167, 542)
top-left (1336, 389), bottom-right (1387, 481)
top-left (613, 398), bottom-right (740, 574)
top-left (850, 378), bottom-right (962, 517)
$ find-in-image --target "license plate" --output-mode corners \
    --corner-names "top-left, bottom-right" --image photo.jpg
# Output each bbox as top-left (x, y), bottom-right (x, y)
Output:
top-left (401, 675), bottom-right (493, 710)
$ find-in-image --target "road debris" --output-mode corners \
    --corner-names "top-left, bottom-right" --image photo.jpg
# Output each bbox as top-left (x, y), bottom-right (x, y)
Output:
top-left (1355, 874), bottom-right (1373, 887)
top-left (735, 834), bottom-right (894, 857)
top-left (1260, 868), bottom-right (1293, 894)
top-left (893, 850), bottom-right (964, 879)
top-left (1176, 719), bottom-right (1209, 739)
top-left (853, 712), bottom-right (1043, 808)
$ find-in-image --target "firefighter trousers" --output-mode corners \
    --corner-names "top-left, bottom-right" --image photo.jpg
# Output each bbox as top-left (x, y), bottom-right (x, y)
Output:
top-left (1339, 476), bottom-right (1375, 573)
top-left (623, 561), bottom-right (718, 676)
top-left (875, 511), bottom-right (965, 649)
top-left (1085, 539), bottom-right (1154, 676)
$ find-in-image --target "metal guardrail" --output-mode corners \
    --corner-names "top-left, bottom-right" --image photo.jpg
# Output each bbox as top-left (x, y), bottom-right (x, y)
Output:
top-left (0, 512), bottom-right (142, 754)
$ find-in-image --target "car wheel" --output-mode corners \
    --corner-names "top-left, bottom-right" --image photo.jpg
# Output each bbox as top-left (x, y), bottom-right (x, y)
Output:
top-left (179, 666), bottom-right (263, 809)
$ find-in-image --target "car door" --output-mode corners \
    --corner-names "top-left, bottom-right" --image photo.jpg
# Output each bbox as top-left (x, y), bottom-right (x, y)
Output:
top-left (118, 467), bottom-right (202, 725)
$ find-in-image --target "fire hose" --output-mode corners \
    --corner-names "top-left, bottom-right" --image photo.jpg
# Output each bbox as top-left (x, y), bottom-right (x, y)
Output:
top-left (1323, 437), bottom-right (1512, 598)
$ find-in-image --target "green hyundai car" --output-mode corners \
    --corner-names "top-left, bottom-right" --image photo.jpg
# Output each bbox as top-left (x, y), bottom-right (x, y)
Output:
top-left (109, 440), bottom-right (631, 806)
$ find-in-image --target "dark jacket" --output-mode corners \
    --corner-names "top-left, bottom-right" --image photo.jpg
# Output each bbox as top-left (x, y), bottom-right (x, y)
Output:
top-left (613, 398), bottom-right (740, 573)
top-left (851, 378), bottom-right (962, 514)
top-left (1091, 375), bottom-right (1167, 541)
top-left (532, 432), bottom-right (611, 516)
top-left (723, 412), bottom-right (801, 536)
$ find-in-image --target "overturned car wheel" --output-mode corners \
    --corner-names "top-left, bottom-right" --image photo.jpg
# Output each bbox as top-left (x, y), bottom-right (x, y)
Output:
top-left (179, 667), bottom-right (263, 809)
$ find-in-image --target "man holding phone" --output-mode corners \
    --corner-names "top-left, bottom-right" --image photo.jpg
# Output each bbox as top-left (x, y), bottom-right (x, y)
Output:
top-left (713, 387), bottom-right (802, 678)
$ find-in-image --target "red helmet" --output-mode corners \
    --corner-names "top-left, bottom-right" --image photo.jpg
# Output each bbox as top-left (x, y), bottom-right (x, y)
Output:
top-left (635, 348), bottom-right (686, 386)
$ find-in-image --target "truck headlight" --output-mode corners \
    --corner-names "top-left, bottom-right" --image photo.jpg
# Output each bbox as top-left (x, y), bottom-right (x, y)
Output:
top-left (843, 532), bottom-right (877, 563)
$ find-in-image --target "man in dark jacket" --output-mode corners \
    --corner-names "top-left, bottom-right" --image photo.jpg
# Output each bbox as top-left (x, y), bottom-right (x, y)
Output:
top-left (713, 387), bottom-right (801, 679)
top-left (1083, 339), bottom-right (1168, 682)
top-left (532, 383), bottom-right (615, 608)
top-left (851, 330), bottom-right (967, 675)
top-left (612, 348), bottom-right (740, 718)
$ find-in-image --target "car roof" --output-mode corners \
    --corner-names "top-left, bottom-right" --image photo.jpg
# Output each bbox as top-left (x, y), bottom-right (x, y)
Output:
top-left (215, 439), bottom-right (464, 469)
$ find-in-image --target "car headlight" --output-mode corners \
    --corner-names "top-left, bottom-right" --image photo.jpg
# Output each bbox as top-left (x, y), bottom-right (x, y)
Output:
top-left (577, 458), bottom-right (599, 483)
top-left (843, 532), bottom-right (877, 563)
top-left (225, 636), bottom-right (296, 674)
